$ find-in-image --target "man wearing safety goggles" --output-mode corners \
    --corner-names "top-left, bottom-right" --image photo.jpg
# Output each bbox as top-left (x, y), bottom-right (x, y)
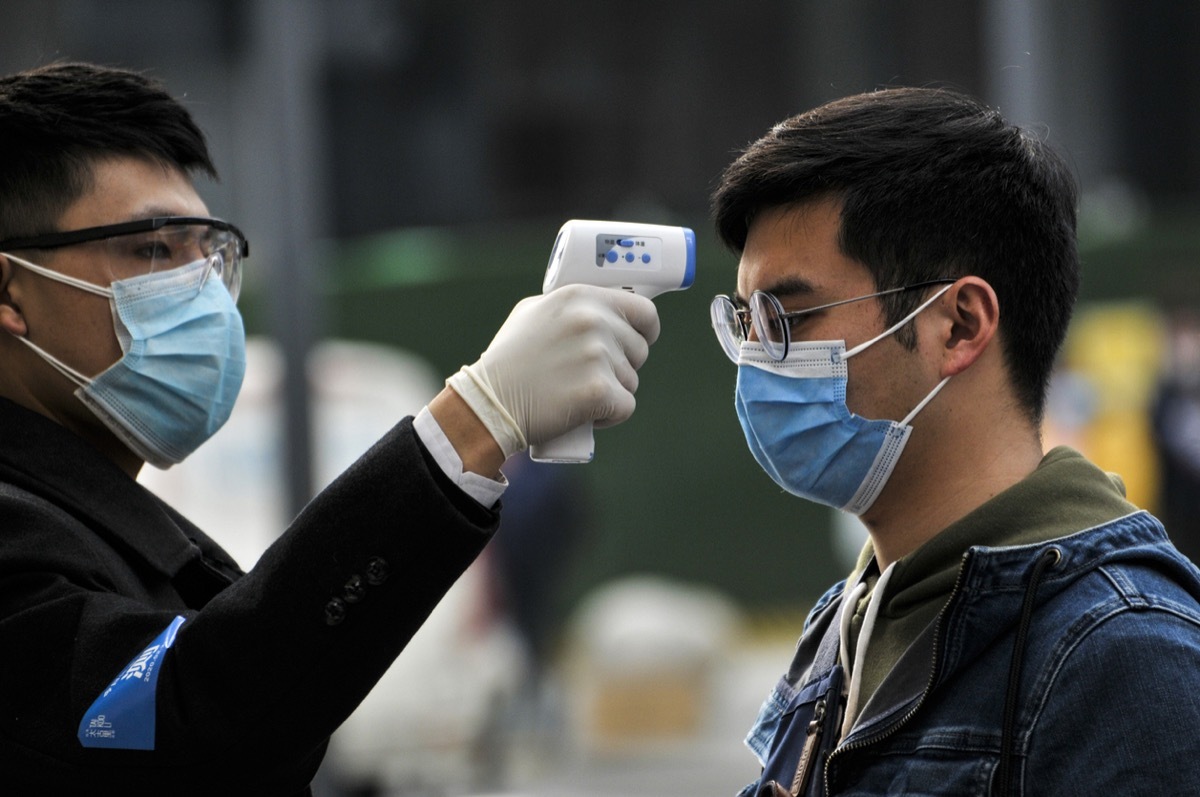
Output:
top-left (711, 88), bottom-right (1200, 796)
top-left (0, 62), bottom-right (659, 793)
top-left (1, 215), bottom-right (248, 468)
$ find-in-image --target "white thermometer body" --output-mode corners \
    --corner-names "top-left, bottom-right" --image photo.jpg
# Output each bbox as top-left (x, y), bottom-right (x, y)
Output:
top-left (531, 219), bottom-right (696, 463)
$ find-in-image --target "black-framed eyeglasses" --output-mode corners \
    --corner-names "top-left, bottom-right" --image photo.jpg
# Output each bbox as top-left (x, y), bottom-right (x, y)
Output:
top-left (711, 279), bottom-right (956, 362)
top-left (0, 216), bottom-right (249, 301)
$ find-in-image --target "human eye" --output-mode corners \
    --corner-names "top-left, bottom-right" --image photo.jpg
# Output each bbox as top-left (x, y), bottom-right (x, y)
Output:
top-left (109, 232), bottom-right (163, 260)
top-left (147, 228), bottom-right (203, 268)
top-left (783, 306), bottom-right (818, 333)
top-left (778, 299), bottom-right (834, 342)
top-left (137, 238), bottom-right (173, 261)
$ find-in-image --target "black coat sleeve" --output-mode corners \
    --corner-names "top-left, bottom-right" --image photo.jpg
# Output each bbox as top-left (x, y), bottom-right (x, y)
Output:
top-left (0, 418), bottom-right (497, 795)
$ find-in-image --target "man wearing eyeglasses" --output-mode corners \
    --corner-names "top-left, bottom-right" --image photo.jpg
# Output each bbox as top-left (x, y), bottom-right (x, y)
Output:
top-left (0, 62), bottom-right (659, 793)
top-left (711, 88), bottom-right (1200, 796)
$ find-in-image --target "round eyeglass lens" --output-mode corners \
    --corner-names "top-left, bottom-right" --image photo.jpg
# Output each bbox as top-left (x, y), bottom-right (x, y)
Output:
top-left (710, 296), bottom-right (744, 362)
top-left (749, 291), bottom-right (789, 360)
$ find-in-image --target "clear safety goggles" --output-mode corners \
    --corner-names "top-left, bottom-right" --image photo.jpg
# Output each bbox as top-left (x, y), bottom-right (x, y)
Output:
top-left (0, 216), bottom-right (248, 301)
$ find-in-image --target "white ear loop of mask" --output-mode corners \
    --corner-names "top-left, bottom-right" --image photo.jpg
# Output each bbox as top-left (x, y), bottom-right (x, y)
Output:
top-left (2, 252), bottom-right (112, 297)
top-left (838, 282), bottom-right (954, 361)
top-left (6, 248), bottom-right (214, 366)
top-left (834, 282), bottom-right (955, 426)
top-left (4, 251), bottom-right (220, 300)
top-left (4, 251), bottom-right (223, 394)
top-left (2, 253), bottom-right (106, 389)
top-left (13, 335), bottom-right (93, 389)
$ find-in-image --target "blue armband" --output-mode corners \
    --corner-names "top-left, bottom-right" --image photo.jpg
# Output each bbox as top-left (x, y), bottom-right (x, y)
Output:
top-left (78, 615), bottom-right (186, 750)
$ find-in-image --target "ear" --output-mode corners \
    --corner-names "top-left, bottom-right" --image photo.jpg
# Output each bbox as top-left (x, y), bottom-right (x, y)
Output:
top-left (0, 254), bottom-right (30, 337)
top-left (936, 276), bottom-right (999, 378)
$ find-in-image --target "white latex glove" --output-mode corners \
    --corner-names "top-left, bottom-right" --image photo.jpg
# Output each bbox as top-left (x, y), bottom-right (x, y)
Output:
top-left (446, 284), bottom-right (661, 458)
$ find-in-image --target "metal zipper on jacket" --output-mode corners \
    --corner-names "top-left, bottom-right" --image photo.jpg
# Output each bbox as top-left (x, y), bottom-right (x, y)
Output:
top-left (822, 550), bottom-right (974, 795)
top-left (762, 697), bottom-right (829, 797)
top-left (789, 697), bottom-right (827, 796)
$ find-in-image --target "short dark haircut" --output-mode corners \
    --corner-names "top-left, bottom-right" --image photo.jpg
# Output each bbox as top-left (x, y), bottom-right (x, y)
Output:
top-left (712, 87), bottom-right (1079, 425)
top-left (0, 61), bottom-right (216, 241)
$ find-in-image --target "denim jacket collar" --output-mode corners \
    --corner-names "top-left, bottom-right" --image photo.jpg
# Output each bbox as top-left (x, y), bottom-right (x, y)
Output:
top-left (845, 510), bottom-right (1186, 744)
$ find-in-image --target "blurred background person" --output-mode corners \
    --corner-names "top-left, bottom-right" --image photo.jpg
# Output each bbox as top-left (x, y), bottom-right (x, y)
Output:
top-left (1153, 310), bottom-right (1200, 564)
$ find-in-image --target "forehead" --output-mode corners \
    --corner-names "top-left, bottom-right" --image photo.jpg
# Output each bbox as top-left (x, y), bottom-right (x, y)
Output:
top-left (55, 155), bottom-right (209, 230)
top-left (736, 198), bottom-right (874, 303)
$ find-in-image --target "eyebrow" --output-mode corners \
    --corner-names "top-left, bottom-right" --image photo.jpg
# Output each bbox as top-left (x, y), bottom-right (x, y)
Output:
top-left (125, 205), bottom-right (198, 223)
top-left (733, 275), bottom-right (819, 307)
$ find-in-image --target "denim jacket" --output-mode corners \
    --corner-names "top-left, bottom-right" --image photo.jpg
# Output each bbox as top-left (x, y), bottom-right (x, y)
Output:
top-left (738, 510), bottom-right (1200, 796)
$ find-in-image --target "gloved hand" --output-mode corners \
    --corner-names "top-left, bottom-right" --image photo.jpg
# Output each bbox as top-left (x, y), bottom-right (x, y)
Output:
top-left (446, 284), bottom-right (661, 458)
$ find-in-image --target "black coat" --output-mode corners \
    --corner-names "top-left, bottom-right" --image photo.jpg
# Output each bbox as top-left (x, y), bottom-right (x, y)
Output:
top-left (0, 397), bottom-right (497, 795)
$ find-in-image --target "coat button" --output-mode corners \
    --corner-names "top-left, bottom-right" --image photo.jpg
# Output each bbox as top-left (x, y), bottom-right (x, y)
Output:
top-left (342, 575), bottom-right (366, 603)
top-left (365, 557), bottom-right (390, 586)
top-left (324, 597), bottom-right (347, 626)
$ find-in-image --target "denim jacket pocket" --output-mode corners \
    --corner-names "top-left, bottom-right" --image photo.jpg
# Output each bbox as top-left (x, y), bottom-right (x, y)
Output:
top-left (764, 665), bottom-right (844, 797)
top-left (746, 673), bottom-right (799, 767)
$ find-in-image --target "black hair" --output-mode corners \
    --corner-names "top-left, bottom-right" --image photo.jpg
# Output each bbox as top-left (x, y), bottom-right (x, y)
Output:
top-left (712, 86), bottom-right (1080, 425)
top-left (0, 61), bottom-right (217, 241)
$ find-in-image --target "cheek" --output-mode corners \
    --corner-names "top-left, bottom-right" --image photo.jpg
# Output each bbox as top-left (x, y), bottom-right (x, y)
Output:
top-left (842, 365), bottom-right (875, 419)
top-left (47, 295), bottom-right (121, 377)
top-left (844, 342), bottom-right (926, 421)
top-left (85, 303), bottom-right (122, 372)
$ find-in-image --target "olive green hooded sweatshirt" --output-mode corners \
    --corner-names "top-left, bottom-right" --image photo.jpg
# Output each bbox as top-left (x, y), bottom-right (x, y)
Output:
top-left (839, 446), bottom-right (1140, 732)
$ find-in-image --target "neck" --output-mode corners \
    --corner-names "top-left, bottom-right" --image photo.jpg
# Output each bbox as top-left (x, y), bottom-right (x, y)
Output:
top-left (860, 412), bottom-right (1044, 571)
top-left (0, 346), bottom-right (144, 480)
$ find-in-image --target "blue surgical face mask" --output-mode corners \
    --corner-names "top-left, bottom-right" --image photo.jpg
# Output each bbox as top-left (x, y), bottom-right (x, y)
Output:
top-left (734, 284), bottom-right (952, 514)
top-left (5, 253), bottom-right (246, 468)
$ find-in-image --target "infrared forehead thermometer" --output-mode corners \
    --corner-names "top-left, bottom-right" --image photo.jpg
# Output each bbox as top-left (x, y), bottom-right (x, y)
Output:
top-left (530, 219), bottom-right (696, 463)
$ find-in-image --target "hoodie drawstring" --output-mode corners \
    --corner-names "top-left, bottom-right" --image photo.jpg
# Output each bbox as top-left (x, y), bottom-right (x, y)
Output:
top-left (995, 546), bottom-right (1061, 796)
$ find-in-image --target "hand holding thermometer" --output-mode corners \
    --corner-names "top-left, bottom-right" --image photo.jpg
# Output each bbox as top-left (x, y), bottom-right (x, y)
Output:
top-left (530, 219), bottom-right (696, 463)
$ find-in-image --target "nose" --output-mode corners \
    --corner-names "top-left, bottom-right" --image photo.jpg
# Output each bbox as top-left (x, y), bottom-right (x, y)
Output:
top-left (746, 317), bottom-right (760, 342)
